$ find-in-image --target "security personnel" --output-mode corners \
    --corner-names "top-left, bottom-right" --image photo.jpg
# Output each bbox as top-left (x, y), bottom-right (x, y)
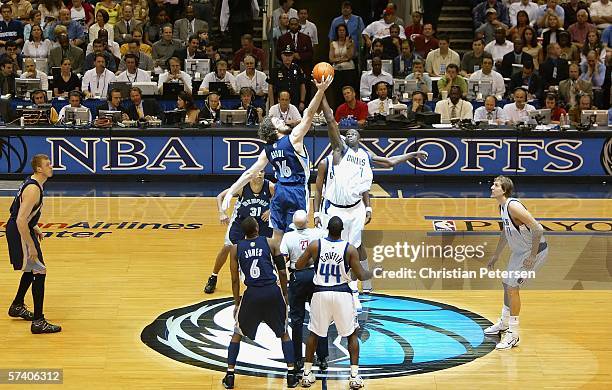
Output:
top-left (280, 210), bottom-right (329, 371)
top-left (267, 44), bottom-right (307, 111)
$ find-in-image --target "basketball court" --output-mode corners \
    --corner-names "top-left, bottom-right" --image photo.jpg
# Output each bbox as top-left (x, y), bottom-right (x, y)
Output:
top-left (0, 181), bottom-right (610, 389)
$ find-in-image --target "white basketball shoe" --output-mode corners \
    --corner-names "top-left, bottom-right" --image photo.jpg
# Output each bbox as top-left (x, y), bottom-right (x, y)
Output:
top-left (484, 319), bottom-right (509, 335)
top-left (349, 375), bottom-right (365, 389)
top-left (496, 331), bottom-right (520, 350)
top-left (301, 371), bottom-right (316, 387)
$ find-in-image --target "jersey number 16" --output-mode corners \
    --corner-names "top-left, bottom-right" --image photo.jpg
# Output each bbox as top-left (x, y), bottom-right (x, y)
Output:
top-left (275, 160), bottom-right (292, 178)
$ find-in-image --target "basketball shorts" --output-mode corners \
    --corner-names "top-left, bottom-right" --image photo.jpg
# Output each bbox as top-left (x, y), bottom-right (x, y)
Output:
top-left (224, 220), bottom-right (273, 246)
top-left (308, 290), bottom-right (359, 337)
top-left (235, 284), bottom-right (288, 340)
top-left (320, 200), bottom-right (366, 247)
top-left (6, 222), bottom-right (46, 274)
top-left (504, 242), bottom-right (548, 288)
top-left (270, 183), bottom-right (308, 233)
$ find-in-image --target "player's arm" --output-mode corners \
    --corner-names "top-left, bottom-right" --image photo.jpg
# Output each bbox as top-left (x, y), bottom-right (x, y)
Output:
top-left (509, 202), bottom-right (544, 268)
top-left (320, 95), bottom-right (344, 152)
top-left (269, 238), bottom-right (289, 301)
top-left (313, 158), bottom-right (327, 227)
top-left (261, 181), bottom-right (274, 222)
top-left (216, 187), bottom-right (242, 224)
top-left (370, 150), bottom-right (429, 168)
top-left (229, 244), bottom-right (241, 308)
top-left (296, 240), bottom-right (318, 270)
top-left (290, 75), bottom-right (334, 143)
top-left (362, 191), bottom-right (372, 225)
top-left (488, 228), bottom-right (507, 270)
top-left (16, 185), bottom-right (40, 260)
top-left (222, 151), bottom-right (269, 211)
top-left (347, 244), bottom-right (373, 281)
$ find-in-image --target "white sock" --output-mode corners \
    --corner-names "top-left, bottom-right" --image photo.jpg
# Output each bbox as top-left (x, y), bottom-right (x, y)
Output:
top-left (509, 316), bottom-right (519, 335)
top-left (350, 365), bottom-right (359, 377)
top-left (501, 305), bottom-right (510, 325)
top-left (211, 273), bottom-right (218, 277)
top-left (303, 362), bottom-right (313, 375)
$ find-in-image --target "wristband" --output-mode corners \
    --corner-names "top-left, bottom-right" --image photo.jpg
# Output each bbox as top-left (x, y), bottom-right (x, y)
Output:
top-left (365, 207), bottom-right (372, 213)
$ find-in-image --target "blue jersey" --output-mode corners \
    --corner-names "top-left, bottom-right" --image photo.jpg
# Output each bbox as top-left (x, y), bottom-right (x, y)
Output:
top-left (236, 236), bottom-right (278, 287)
top-left (264, 135), bottom-right (309, 185)
top-left (233, 180), bottom-right (271, 224)
top-left (8, 178), bottom-right (43, 231)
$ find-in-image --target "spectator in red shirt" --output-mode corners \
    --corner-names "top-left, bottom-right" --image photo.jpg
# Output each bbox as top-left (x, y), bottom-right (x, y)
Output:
top-left (412, 23), bottom-right (438, 58)
top-left (231, 33), bottom-right (266, 71)
top-left (545, 93), bottom-right (567, 124)
top-left (335, 85), bottom-right (368, 127)
top-left (405, 10), bottom-right (423, 37)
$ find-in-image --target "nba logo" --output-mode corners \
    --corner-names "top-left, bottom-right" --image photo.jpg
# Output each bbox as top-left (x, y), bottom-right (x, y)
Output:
top-left (433, 220), bottom-right (456, 231)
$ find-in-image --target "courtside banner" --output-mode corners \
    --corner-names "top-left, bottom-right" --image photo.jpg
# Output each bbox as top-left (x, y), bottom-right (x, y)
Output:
top-left (0, 133), bottom-right (610, 175)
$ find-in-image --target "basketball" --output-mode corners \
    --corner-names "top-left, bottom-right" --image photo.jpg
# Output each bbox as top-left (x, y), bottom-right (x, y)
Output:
top-left (313, 62), bottom-right (334, 82)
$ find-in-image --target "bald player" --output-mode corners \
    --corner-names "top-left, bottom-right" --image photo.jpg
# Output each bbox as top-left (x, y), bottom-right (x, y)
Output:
top-left (280, 210), bottom-right (328, 371)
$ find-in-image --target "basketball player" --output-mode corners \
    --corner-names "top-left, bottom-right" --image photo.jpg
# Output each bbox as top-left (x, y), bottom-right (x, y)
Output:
top-left (486, 176), bottom-right (548, 350)
top-left (221, 75), bottom-right (334, 245)
top-left (314, 96), bottom-right (428, 306)
top-left (6, 154), bottom-right (61, 334)
top-left (223, 217), bottom-right (299, 389)
top-left (279, 210), bottom-right (328, 371)
top-left (295, 216), bottom-right (373, 389)
top-left (204, 171), bottom-right (273, 293)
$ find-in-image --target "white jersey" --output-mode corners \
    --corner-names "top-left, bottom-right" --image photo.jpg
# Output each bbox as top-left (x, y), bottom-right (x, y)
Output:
top-left (280, 228), bottom-right (324, 270)
top-left (501, 197), bottom-right (545, 255)
top-left (324, 146), bottom-right (374, 206)
top-left (313, 238), bottom-right (352, 287)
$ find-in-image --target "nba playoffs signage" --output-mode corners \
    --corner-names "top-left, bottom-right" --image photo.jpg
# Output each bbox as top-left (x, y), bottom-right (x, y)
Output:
top-left (141, 294), bottom-right (495, 379)
top-left (0, 133), bottom-right (610, 176)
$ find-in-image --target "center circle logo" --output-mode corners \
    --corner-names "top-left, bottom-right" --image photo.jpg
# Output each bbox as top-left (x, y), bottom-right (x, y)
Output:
top-left (141, 293), bottom-right (496, 379)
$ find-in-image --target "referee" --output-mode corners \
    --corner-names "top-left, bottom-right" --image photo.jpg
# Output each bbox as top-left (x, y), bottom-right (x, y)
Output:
top-left (280, 210), bottom-right (329, 371)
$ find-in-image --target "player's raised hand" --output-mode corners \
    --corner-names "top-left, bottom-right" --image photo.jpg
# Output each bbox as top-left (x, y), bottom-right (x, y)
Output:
top-left (314, 74), bottom-right (334, 91)
top-left (415, 151), bottom-right (428, 162)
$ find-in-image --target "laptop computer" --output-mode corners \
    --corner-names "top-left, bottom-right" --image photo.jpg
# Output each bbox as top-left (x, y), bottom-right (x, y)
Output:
top-left (15, 78), bottom-right (42, 98)
top-left (162, 82), bottom-right (184, 98)
top-left (208, 82), bottom-right (231, 98)
top-left (108, 81), bottom-right (131, 99)
top-left (184, 58), bottom-right (210, 78)
top-left (581, 110), bottom-right (608, 126)
top-left (220, 109), bottom-right (247, 125)
top-left (132, 81), bottom-right (157, 96)
top-left (467, 80), bottom-right (493, 99)
top-left (366, 59), bottom-right (393, 74)
top-left (163, 109), bottom-right (185, 126)
top-left (33, 58), bottom-right (48, 73)
top-left (98, 109), bottom-right (123, 123)
top-left (528, 109), bottom-right (552, 124)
